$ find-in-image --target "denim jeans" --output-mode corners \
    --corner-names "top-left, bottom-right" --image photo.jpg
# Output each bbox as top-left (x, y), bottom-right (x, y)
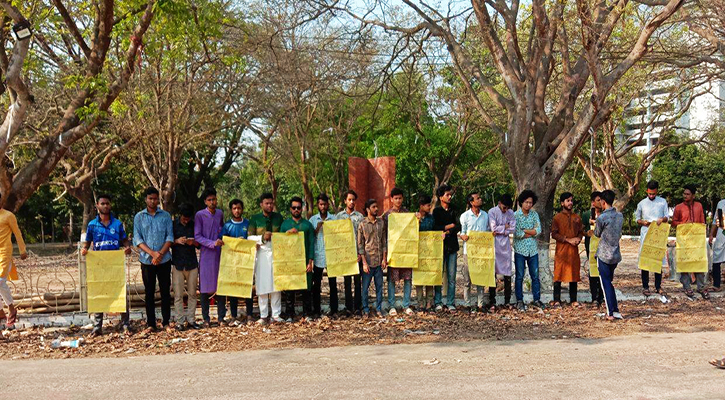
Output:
top-left (388, 278), bottom-right (412, 309)
top-left (514, 253), bottom-right (541, 302)
top-left (362, 266), bottom-right (384, 312)
top-left (435, 253), bottom-right (457, 307)
top-left (597, 259), bottom-right (619, 316)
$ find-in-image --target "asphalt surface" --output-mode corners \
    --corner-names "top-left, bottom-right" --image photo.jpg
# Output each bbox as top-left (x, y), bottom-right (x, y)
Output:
top-left (4, 330), bottom-right (725, 400)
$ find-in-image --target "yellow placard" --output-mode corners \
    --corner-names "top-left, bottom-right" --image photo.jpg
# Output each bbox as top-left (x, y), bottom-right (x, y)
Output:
top-left (324, 219), bottom-right (359, 278)
top-left (86, 250), bottom-right (127, 313)
top-left (272, 232), bottom-right (308, 291)
top-left (217, 236), bottom-right (257, 298)
top-left (413, 231), bottom-right (443, 286)
top-left (387, 213), bottom-right (419, 269)
top-left (676, 223), bottom-right (708, 273)
top-left (589, 235), bottom-right (600, 278)
top-left (638, 222), bottom-right (670, 273)
top-left (467, 231), bottom-right (496, 287)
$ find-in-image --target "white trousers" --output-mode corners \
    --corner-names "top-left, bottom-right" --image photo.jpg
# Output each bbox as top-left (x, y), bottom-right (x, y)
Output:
top-left (258, 291), bottom-right (281, 318)
top-left (0, 277), bottom-right (13, 306)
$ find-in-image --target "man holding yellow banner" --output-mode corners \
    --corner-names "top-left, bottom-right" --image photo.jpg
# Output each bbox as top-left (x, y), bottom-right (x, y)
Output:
top-left (280, 196), bottom-right (315, 319)
top-left (335, 190), bottom-right (365, 315)
top-left (82, 194), bottom-right (132, 336)
top-left (671, 185), bottom-right (708, 300)
top-left (383, 188), bottom-right (413, 316)
top-left (635, 180), bottom-right (670, 296)
top-left (433, 184), bottom-right (460, 312)
top-left (415, 194), bottom-right (437, 311)
top-left (249, 193), bottom-right (284, 323)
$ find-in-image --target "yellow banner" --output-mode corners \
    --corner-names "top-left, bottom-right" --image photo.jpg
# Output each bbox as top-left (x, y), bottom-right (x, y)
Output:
top-left (589, 235), bottom-right (600, 277)
top-left (639, 222), bottom-right (670, 273)
top-left (676, 223), bottom-right (708, 273)
top-left (272, 232), bottom-right (308, 291)
top-left (324, 219), bottom-right (359, 278)
top-left (413, 231), bottom-right (443, 286)
top-left (217, 236), bottom-right (257, 298)
top-left (467, 231), bottom-right (496, 287)
top-left (387, 213), bottom-right (419, 269)
top-left (86, 250), bottom-right (126, 313)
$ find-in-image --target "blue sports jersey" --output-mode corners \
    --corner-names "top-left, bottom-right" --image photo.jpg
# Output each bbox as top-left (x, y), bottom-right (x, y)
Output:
top-left (86, 215), bottom-right (127, 251)
top-left (222, 218), bottom-right (250, 239)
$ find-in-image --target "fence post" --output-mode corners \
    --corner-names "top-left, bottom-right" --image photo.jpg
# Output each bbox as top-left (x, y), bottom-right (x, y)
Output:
top-left (78, 240), bottom-right (87, 312)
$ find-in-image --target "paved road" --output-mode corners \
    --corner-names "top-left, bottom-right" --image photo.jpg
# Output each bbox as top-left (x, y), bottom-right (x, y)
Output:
top-left (4, 331), bottom-right (725, 400)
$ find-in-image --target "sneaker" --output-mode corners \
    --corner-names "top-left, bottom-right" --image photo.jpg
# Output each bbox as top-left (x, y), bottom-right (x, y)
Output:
top-left (532, 300), bottom-right (545, 309)
top-left (388, 308), bottom-right (398, 316)
top-left (612, 312), bottom-right (624, 320)
top-left (435, 305), bottom-right (443, 312)
top-left (516, 301), bottom-right (525, 311)
top-left (404, 307), bottom-right (413, 315)
top-left (188, 322), bottom-right (201, 330)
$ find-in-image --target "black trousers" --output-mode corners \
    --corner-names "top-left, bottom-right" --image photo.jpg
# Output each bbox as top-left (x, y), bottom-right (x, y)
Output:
top-left (712, 263), bottom-right (722, 288)
top-left (313, 267), bottom-right (338, 314)
top-left (200, 293), bottom-right (237, 322)
top-left (141, 261), bottom-right (172, 327)
top-left (553, 281), bottom-right (577, 303)
top-left (344, 272), bottom-right (362, 312)
top-left (489, 276), bottom-right (512, 305)
top-left (246, 297), bottom-right (254, 317)
top-left (641, 270), bottom-right (662, 291)
top-left (590, 276), bottom-right (604, 304)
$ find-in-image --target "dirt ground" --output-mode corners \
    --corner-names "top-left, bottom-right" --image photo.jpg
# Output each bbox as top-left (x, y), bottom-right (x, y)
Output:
top-left (2, 294), bottom-right (723, 360)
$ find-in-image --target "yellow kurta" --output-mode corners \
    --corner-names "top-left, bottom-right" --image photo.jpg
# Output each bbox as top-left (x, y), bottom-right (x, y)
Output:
top-left (0, 209), bottom-right (26, 279)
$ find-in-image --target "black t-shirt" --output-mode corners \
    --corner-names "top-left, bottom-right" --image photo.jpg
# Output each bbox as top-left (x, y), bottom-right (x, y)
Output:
top-left (171, 218), bottom-right (198, 271)
top-left (433, 205), bottom-right (461, 254)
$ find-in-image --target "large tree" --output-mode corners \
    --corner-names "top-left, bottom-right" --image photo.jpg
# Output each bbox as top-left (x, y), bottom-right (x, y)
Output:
top-left (0, 0), bottom-right (156, 211)
top-left (321, 0), bottom-right (686, 241)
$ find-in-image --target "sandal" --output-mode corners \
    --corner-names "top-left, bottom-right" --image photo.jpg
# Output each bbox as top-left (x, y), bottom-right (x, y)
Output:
top-left (571, 302), bottom-right (582, 308)
top-left (685, 290), bottom-right (695, 299)
top-left (643, 289), bottom-right (653, 296)
top-left (552, 302), bottom-right (562, 309)
top-left (698, 290), bottom-right (710, 300)
top-left (656, 289), bottom-right (668, 296)
top-left (709, 358), bottom-right (725, 369)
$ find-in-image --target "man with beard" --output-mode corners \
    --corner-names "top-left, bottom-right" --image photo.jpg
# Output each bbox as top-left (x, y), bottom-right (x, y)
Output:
top-left (309, 193), bottom-right (338, 317)
top-left (335, 190), bottom-right (365, 316)
top-left (82, 194), bottom-right (132, 336)
top-left (248, 193), bottom-right (284, 323)
top-left (280, 197), bottom-right (315, 319)
top-left (551, 192), bottom-right (584, 307)
top-left (194, 188), bottom-right (226, 327)
top-left (671, 184), bottom-right (708, 300)
top-left (220, 199), bottom-right (250, 324)
top-left (171, 203), bottom-right (200, 330)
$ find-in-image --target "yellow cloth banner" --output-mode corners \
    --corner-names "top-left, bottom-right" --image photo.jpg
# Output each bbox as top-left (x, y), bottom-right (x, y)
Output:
top-left (324, 219), bottom-right (360, 278)
top-left (676, 223), bottom-right (708, 273)
top-left (638, 222), bottom-right (670, 273)
top-left (217, 236), bottom-right (257, 298)
top-left (467, 231), bottom-right (496, 288)
top-left (413, 231), bottom-right (443, 286)
top-left (86, 250), bottom-right (127, 313)
top-left (272, 232), bottom-right (308, 291)
top-left (387, 213), bottom-right (419, 269)
top-left (589, 235), bottom-right (600, 277)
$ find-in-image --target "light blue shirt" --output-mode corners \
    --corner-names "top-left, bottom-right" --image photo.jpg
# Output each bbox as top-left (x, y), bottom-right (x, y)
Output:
top-left (634, 196), bottom-right (669, 240)
top-left (460, 208), bottom-right (489, 255)
top-left (133, 208), bottom-right (174, 265)
top-left (309, 212), bottom-right (336, 268)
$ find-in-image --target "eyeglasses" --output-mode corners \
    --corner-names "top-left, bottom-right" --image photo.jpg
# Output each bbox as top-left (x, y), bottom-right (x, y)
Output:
top-left (290, 206), bottom-right (302, 210)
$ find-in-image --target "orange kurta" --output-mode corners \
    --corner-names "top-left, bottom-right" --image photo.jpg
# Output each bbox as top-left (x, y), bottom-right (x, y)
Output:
top-left (0, 209), bottom-right (26, 280)
top-left (551, 211), bottom-right (583, 283)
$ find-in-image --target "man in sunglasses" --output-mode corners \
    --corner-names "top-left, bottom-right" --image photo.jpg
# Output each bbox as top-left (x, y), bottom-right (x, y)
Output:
top-left (280, 197), bottom-right (315, 320)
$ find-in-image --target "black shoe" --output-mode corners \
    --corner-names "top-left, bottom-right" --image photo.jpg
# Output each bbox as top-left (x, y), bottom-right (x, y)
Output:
top-left (516, 301), bottom-right (525, 311)
top-left (532, 300), bottom-right (545, 309)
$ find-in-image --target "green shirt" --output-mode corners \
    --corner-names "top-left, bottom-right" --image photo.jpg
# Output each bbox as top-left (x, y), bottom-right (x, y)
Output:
top-left (280, 217), bottom-right (315, 262)
top-left (248, 212), bottom-right (283, 237)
